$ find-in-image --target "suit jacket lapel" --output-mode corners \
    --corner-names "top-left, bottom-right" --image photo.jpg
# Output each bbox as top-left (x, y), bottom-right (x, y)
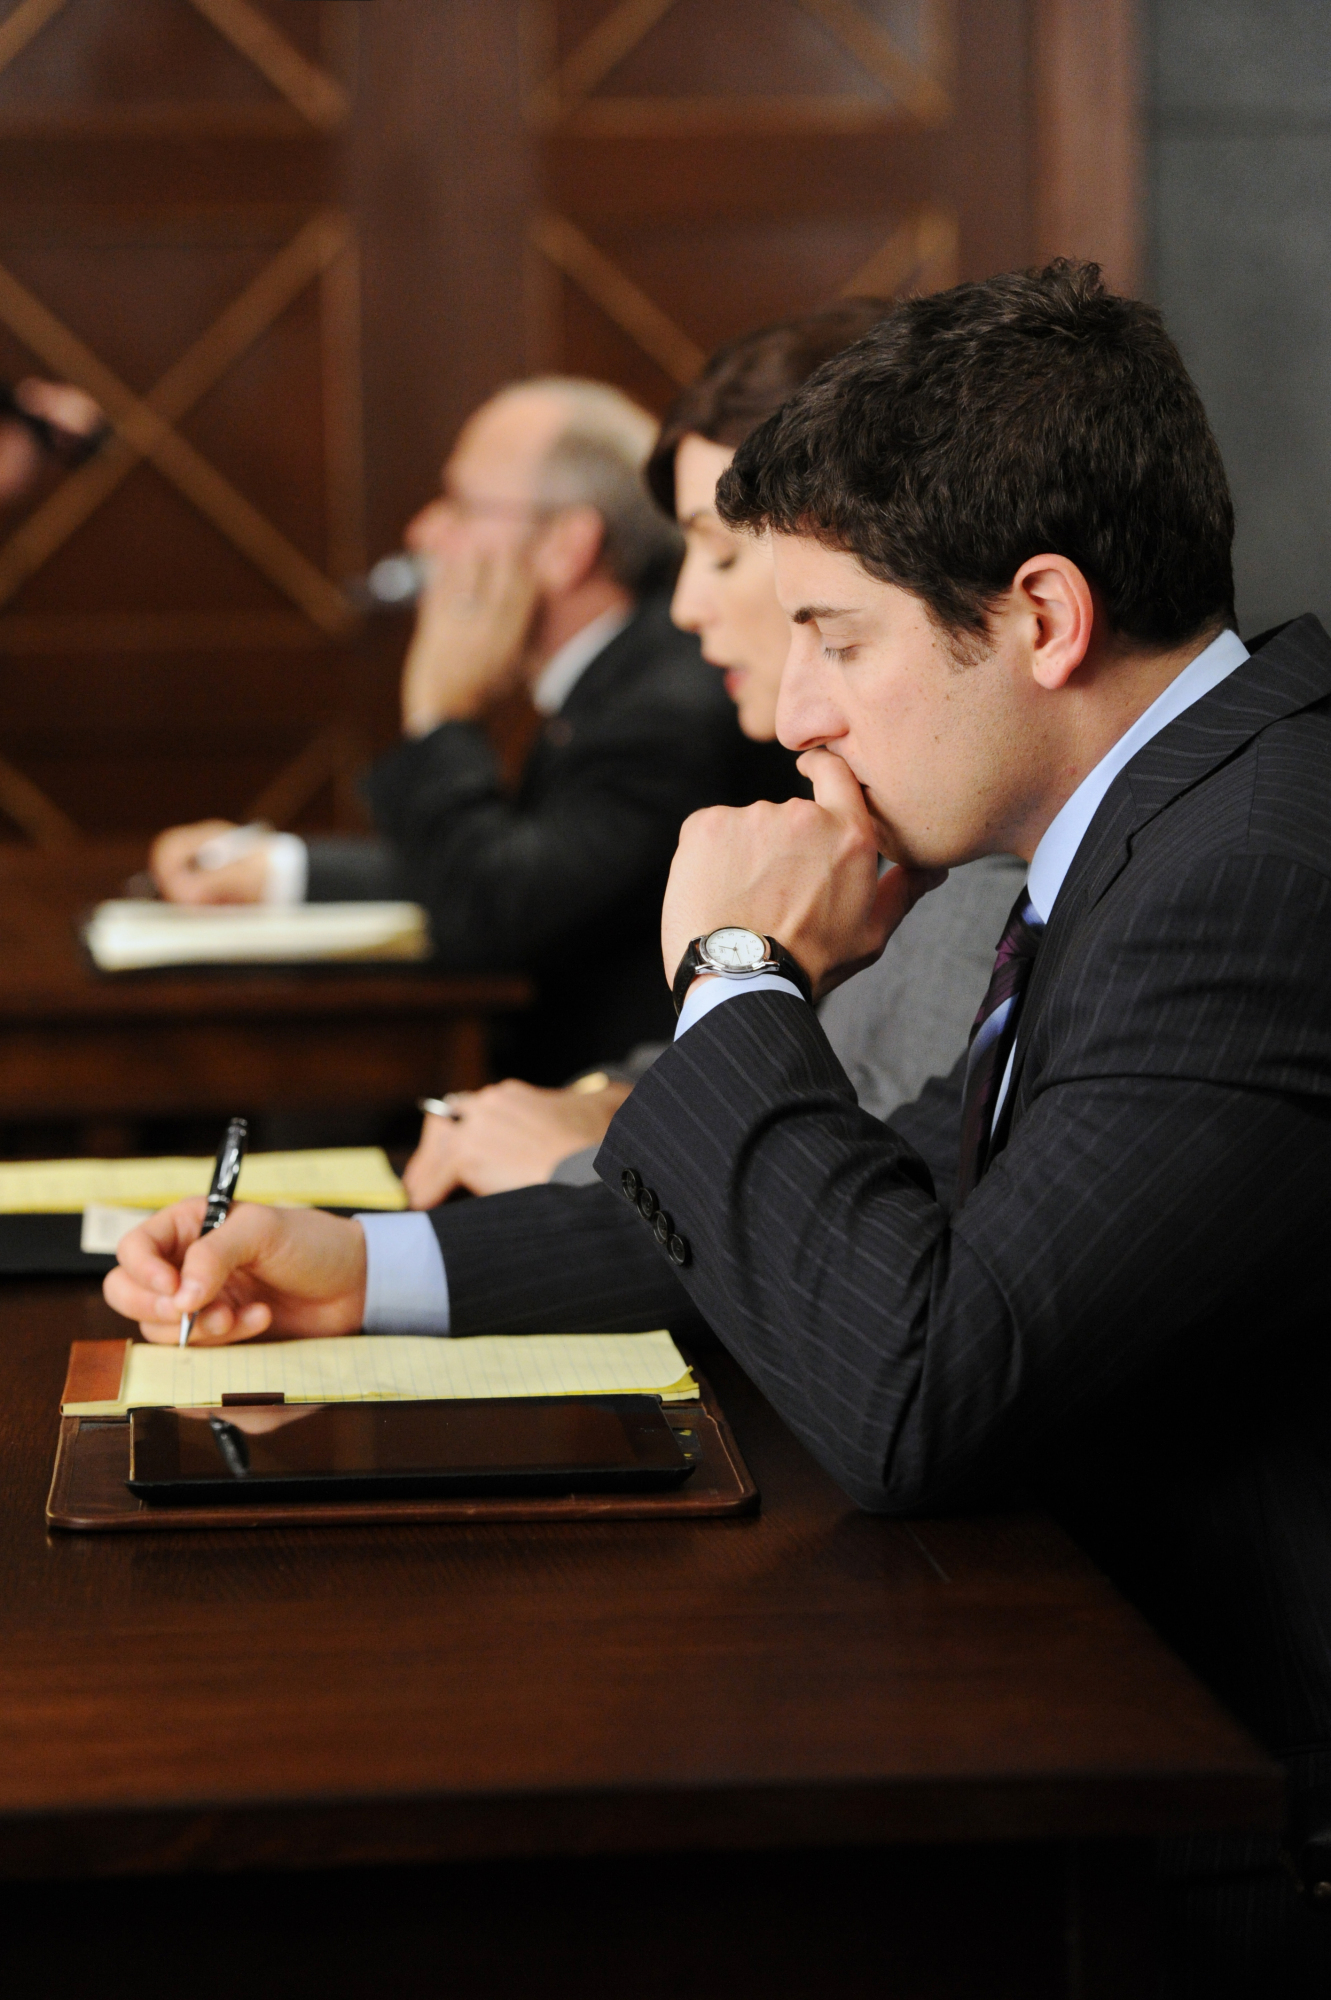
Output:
top-left (992, 615), bottom-right (1331, 1148)
top-left (1078, 613), bottom-right (1331, 910)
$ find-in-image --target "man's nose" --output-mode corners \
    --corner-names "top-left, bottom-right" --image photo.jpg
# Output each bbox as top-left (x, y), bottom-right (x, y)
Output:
top-left (775, 639), bottom-right (841, 752)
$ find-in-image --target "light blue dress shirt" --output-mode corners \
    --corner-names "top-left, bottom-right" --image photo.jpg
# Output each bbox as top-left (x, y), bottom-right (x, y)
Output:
top-left (357, 1209), bottom-right (452, 1333)
top-left (673, 968), bottom-right (805, 1034)
top-left (357, 627), bottom-right (1250, 1331)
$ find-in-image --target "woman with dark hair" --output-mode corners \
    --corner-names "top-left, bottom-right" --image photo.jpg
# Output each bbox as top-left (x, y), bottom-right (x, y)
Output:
top-left (401, 304), bottom-right (1024, 1205)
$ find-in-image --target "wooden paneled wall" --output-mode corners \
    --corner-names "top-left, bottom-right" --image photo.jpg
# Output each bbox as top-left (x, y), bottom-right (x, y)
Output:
top-left (0, 0), bottom-right (532, 842)
top-left (0, 0), bottom-right (1137, 844)
top-left (528, 0), bottom-right (1021, 402)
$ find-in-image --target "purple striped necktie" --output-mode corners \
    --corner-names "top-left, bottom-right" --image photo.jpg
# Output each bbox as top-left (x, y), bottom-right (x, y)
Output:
top-left (955, 890), bottom-right (1046, 1205)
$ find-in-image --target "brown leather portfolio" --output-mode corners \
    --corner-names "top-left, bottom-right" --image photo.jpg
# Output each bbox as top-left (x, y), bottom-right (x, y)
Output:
top-left (46, 1355), bottom-right (759, 1531)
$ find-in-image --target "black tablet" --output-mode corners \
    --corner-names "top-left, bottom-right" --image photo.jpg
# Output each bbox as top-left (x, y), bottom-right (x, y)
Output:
top-left (127, 1394), bottom-right (695, 1505)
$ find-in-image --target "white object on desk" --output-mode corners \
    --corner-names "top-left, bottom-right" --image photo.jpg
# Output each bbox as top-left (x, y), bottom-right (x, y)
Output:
top-left (83, 900), bottom-right (429, 971)
top-left (79, 1203), bottom-right (153, 1254)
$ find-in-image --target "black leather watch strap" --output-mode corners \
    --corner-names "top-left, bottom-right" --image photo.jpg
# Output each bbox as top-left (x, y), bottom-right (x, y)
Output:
top-left (671, 932), bottom-right (813, 1015)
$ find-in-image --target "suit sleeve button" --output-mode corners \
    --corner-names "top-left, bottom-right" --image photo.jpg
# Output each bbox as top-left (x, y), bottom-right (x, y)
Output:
top-left (621, 1168), bottom-right (641, 1202)
top-left (667, 1234), bottom-right (690, 1266)
top-left (652, 1211), bottom-right (672, 1245)
top-left (636, 1187), bottom-right (658, 1222)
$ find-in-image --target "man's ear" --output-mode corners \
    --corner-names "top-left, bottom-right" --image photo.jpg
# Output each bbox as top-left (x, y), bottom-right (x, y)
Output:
top-left (530, 505), bottom-right (606, 593)
top-left (1011, 554), bottom-right (1095, 691)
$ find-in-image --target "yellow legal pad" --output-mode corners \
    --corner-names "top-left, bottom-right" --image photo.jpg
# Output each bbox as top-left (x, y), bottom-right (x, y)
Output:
top-left (0, 1147), bottom-right (407, 1214)
top-left (61, 1330), bottom-right (699, 1417)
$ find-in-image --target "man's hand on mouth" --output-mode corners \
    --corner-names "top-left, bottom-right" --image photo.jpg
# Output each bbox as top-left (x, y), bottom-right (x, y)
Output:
top-left (661, 746), bottom-right (947, 999)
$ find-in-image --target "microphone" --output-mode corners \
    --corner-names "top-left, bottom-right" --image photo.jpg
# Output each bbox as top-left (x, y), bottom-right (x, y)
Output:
top-left (349, 551), bottom-right (430, 611)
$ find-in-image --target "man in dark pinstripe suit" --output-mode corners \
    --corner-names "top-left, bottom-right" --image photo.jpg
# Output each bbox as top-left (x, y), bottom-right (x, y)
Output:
top-left (591, 266), bottom-right (1331, 1993)
top-left (107, 262), bottom-right (1331, 1992)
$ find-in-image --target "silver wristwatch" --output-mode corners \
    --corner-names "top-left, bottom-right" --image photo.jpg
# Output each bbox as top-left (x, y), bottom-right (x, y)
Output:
top-left (671, 927), bottom-right (812, 1015)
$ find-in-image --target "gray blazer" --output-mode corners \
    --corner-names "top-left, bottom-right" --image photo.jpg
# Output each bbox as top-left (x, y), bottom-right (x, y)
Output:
top-left (815, 851), bottom-right (1026, 1120)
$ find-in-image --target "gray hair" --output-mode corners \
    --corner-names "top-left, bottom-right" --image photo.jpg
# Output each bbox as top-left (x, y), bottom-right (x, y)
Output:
top-left (501, 377), bottom-right (682, 592)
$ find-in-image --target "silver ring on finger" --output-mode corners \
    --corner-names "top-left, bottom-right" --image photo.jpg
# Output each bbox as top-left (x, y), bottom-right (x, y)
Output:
top-left (417, 1094), bottom-right (469, 1122)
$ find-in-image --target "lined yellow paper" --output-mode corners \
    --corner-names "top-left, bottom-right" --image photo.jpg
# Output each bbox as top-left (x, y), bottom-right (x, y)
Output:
top-left (62, 1330), bottom-right (698, 1416)
top-left (0, 1147), bottom-right (407, 1214)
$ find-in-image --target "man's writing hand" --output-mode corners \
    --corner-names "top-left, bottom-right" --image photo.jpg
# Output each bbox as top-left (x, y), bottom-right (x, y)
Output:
top-left (661, 747), bottom-right (946, 999)
top-left (103, 1200), bottom-right (368, 1344)
top-left (401, 548), bottom-right (539, 735)
top-left (402, 1076), bottom-right (632, 1207)
top-left (150, 820), bottom-right (268, 904)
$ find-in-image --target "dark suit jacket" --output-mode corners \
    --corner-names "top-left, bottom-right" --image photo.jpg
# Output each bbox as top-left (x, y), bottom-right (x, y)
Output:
top-left (433, 615), bottom-right (1331, 1783)
top-left (307, 593), bottom-right (795, 1082)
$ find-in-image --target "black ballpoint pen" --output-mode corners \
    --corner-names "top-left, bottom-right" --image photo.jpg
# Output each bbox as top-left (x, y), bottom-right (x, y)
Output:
top-left (179, 1116), bottom-right (249, 1347)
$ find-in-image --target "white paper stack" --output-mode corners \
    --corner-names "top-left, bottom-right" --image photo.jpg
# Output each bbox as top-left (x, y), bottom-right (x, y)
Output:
top-left (84, 899), bottom-right (429, 971)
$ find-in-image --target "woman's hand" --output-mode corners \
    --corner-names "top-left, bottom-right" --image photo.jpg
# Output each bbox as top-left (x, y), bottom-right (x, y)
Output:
top-left (403, 1077), bottom-right (631, 1207)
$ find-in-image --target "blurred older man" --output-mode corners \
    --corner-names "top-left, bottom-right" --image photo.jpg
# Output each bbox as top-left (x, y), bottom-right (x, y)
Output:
top-left (152, 378), bottom-right (783, 1081)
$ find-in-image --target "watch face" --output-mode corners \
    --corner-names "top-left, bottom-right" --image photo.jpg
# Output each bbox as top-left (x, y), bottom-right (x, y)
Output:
top-left (702, 927), bottom-right (768, 971)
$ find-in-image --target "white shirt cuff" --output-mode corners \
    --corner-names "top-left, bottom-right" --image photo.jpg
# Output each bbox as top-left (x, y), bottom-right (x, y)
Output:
top-left (263, 832), bottom-right (309, 905)
top-left (674, 972), bottom-right (807, 1039)
top-left (356, 1211), bottom-right (452, 1334)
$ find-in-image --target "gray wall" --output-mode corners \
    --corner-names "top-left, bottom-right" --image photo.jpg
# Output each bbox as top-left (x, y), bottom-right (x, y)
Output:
top-left (1149, 0), bottom-right (1331, 633)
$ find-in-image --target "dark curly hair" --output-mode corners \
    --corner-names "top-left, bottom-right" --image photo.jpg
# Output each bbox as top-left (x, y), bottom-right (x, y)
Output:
top-left (715, 261), bottom-right (1235, 649)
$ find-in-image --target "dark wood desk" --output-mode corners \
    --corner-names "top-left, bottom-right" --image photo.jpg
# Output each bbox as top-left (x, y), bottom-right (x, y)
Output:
top-left (0, 1282), bottom-right (1280, 1999)
top-left (0, 843), bottom-right (529, 1122)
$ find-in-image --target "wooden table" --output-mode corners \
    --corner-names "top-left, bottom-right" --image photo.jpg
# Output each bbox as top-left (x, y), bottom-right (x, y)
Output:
top-left (0, 1281), bottom-right (1280, 2000)
top-left (0, 843), bottom-right (530, 1122)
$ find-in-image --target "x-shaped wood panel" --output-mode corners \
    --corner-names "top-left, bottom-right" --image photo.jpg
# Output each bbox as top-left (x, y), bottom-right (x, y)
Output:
top-left (841, 204), bottom-right (959, 297)
top-left (529, 212), bottom-right (707, 386)
top-left (0, 210), bottom-right (360, 636)
top-left (0, 0), bottom-right (349, 130)
top-left (525, 0), bottom-right (951, 133)
top-left (530, 203), bottom-right (958, 387)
